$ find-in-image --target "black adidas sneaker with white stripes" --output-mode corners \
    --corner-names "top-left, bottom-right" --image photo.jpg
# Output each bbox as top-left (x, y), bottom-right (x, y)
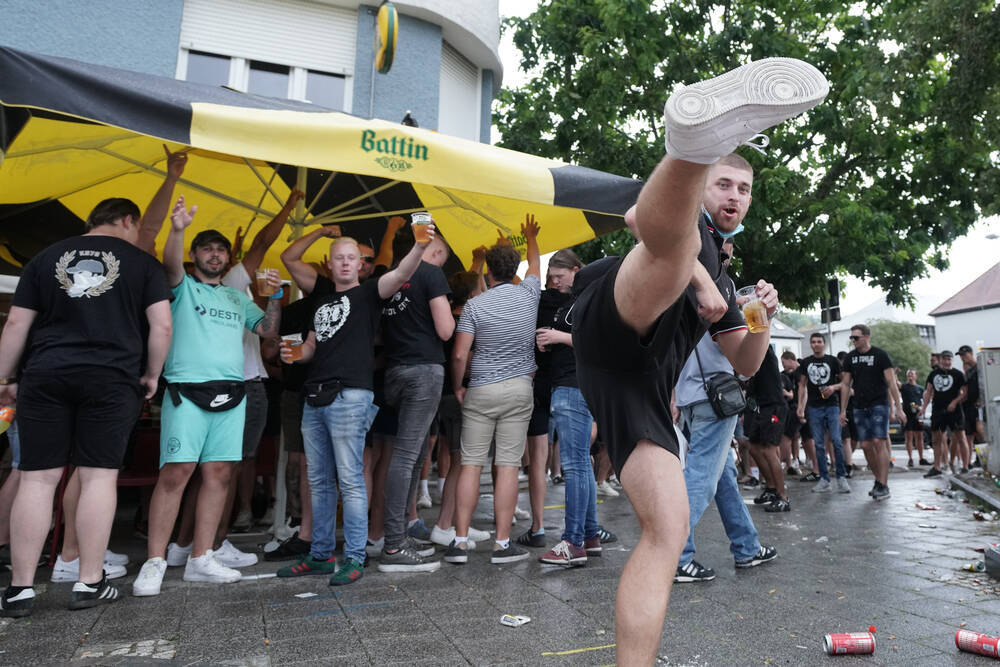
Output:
top-left (68, 572), bottom-right (121, 610)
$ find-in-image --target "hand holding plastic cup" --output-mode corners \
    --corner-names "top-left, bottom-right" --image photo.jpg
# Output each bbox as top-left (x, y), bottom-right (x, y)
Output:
top-left (280, 334), bottom-right (304, 363)
top-left (411, 211), bottom-right (433, 244)
top-left (736, 285), bottom-right (769, 333)
top-left (256, 268), bottom-right (279, 297)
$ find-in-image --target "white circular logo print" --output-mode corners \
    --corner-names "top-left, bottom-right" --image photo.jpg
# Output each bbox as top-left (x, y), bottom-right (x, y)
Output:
top-left (314, 296), bottom-right (351, 342)
top-left (807, 362), bottom-right (831, 385)
top-left (932, 373), bottom-right (954, 393)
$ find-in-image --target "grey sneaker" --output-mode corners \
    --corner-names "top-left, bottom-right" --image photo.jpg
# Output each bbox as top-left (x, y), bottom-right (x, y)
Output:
top-left (664, 58), bottom-right (830, 164)
top-left (490, 543), bottom-right (530, 564)
top-left (872, 483), bottom-right (891, 501)
top-left (407, 519), bottom-right (433, 545)
top-left (443, 540), bottom-right (469, 564)
top-left (812, 478), bottom-right (832, 493)
top-left (377, 543), bottom-right (441, 573)
top-left (836, 477), bottom-right (851, 493)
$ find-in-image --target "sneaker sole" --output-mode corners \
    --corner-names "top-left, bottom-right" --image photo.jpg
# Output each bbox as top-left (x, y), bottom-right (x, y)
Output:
top-left (216, 557), bottom-right (259, 568)
top-left (736, 554), bottom-right (778, 569)
top-left (183, 573), bottom-right (241, 583)
top-left (376, 561), bottom-right (442, 573)
top-left (585, 548), bottom-right (602, 556)
top-left (664, 58), bottom-right (829, 161)
top-left (1, 606), bottom-right (32, 618)
top-left (673, 575), bottom-right (715, 583)
top-left (491, 553), bottom-right (530, 564)
top-left (443, 554), bottom-right (468, 564)
top-left (68, 595), bottom-right (120, 610)
top-left (539, 556), bottom-right (587, 566)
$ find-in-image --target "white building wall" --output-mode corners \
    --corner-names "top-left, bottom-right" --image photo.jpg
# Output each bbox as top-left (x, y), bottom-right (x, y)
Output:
top-left (933, 308), bottom-right (1000, 352)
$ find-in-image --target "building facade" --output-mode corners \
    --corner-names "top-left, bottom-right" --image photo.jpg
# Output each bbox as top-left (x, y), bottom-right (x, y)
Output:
top-left (929, 262), bottom-right (1000, 353)
top-left (3, 0), bottom-right (501, 142)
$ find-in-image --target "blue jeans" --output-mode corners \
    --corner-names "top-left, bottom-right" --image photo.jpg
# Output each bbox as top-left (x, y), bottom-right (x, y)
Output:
top-left (551, 386), bottom-right (598, 547)
top-left (383, 364), bottom-right (444, 550)
top-left (854, 404), bottom-right (889, 442)
top-left (680, 401), bottom-right (760, 565)
top-left (808, 405), bottom-right (846, 480)
top-left (301, 388), bottom-right (378, 563)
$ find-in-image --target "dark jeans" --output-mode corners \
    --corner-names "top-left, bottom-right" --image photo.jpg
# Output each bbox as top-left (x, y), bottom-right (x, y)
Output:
top-left (383, 364), bottom-right (444, 549)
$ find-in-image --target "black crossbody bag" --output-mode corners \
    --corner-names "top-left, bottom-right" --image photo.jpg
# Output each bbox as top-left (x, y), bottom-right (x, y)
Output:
top-left (303, 380), bottom-right (344, 408)
top-left (167, 381), bottom-right (246, 412)
top-left (693, 345), bottom-right (746, 419)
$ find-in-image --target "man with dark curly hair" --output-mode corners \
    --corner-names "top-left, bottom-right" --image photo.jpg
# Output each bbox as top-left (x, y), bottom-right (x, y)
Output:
top-left (446, 217), bottom-right (541, 566)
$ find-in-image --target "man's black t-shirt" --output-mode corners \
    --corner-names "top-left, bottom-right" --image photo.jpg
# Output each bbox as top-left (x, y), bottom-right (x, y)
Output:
top-left (926, 367), bottom-right (965, 413)
top-left (844, 346), bottom-right (894, 408)
top-left (280, 298), bottom-right (315, 392)
top-left (381, 261), bottom-right (450, 366)
top-left (535, 289), bottom-right (572, 387)
top-left (307, 280), bottom-right (383, 391)
top-left (900, 383), bottom-right (923, 417)
top-left (748, 346), bottom-right (784, 407)
top-left (441, 314), bottom-right (461, 397)
top-left (547, 294), bottom-right (578, 389)
top-left (965, 365), bottom-right (980, 405)
top-left (800, 354), bottom-right (841, 407)
top-left (781, 369), bottom-right (799, 409)
top-left (12, 235), bottom-right (171, 377)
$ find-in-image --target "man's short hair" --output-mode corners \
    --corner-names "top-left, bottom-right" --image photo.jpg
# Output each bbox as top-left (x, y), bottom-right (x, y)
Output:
top-left (717, 153), bottom-right (754, 175)
top-left (330, 236), bottom-right (360, 254)
top-left (485, 244), bottom-right (521, 283)
top-left (86, 198), bottom-right (141, 231)
top-left (957, 345), bottom-right (974, 356)
top-left (190, 229), bottom-right (232, 254)
top-left (780, 350), bottom-right (797, 361)
top-left (810, 332), bottom-right (825, 341)
top-left (851, 323), bottom-right (870, 336)
top-left (548, 248), bottom-right (583, 271)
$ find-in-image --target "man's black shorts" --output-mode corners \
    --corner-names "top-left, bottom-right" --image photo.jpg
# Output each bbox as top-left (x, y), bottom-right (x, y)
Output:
top-left (904, 412), bottom-right (923, 432)
top-left (931, 409), bottom-right (964, 433)
top-left (745, 403), bottom-right (786, 446)
top-left (527, 382), bottom-right (551, 438)
top-left (964, 405), bottom-right (979, 435)
top-left (782, 405), bottom-right (800, 439)
top-left (17, 368), bottom-right (144, 471)
top-left (436, 394), bottom-right (462, 454)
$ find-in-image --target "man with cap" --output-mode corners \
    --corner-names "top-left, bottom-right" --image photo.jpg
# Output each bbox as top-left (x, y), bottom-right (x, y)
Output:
top-left (134, 197), bottom-right (282, 597)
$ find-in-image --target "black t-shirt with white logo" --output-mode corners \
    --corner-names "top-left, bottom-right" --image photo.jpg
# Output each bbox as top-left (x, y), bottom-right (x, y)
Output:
top-left (747, 346), bottom-right (784, 407)
top-left (12, 235), bottom-right (171, 377)
top-left (844, 346), bottom-right (894, 408)
top-left (800, 354), bottom-right (841, 407)
top-left (307, 280), bottom-right (383, 391)
top-left (382, 261), bottom-right (451, 367)
top-left (926, 367), bottom-right (964, 413)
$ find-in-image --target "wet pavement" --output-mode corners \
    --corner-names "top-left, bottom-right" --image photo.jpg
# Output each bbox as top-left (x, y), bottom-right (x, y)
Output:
top-left (2, 449), bottom-right (1000, 665)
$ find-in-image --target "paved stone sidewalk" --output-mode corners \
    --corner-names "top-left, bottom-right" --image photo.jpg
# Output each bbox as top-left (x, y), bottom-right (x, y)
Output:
top-left (2, 457), bottom-right (999, 665)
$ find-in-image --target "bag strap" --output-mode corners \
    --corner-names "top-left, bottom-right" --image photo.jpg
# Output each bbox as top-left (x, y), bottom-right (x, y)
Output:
top-left (693, 343), bottom-right (713, 399)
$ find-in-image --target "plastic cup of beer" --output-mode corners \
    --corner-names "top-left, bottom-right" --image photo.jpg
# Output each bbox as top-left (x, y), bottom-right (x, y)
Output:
top-left (281, 334), bottom-right (304, 362)
top-left (256, 268), bottom-right (277, 297)
top-left (736, 285), bottom-right (769, 333)
top-left (411, 211), bottom-right (432, 243)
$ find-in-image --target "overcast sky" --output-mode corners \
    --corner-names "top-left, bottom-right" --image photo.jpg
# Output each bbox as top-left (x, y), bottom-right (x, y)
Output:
top-left (497, 0), bottom-right (1000, 317)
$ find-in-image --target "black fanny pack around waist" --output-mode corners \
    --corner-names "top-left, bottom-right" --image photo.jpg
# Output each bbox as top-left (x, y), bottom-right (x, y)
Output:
top-left (303, 380), bottom-right (344, 408)
top-left (167, 381), bottom-right (246, 412)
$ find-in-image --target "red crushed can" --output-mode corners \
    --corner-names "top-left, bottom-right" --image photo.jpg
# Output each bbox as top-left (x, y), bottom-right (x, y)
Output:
top-left (956, 629), bottom-right (1000, 658)
top-left (824, 630), bottom-right (876, 655)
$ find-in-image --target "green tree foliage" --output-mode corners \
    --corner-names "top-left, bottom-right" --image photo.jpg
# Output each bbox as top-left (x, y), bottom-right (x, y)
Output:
top-left (869, 319), bottom-right (932, 384)
top-left (496, 0), bottom-right (1000, 308)
top-left (776, 309), bottom-right (821, 331)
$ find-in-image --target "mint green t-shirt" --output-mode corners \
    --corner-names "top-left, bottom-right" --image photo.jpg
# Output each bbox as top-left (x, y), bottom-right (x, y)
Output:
top-left (164, 274), bottom-right (265, 383)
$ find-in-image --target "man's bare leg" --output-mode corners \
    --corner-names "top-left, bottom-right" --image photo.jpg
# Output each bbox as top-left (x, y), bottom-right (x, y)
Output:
top-left (802, 437), bottom-right (819, 474)
top-left (213, 461), bottom-right (242, 547)
top-left (75, 467), bottom-right (119, 583)
top-left (193, 462), bottom-right (233, 557)
top-left (493, 465), bottom-right (519, 543)
top-left (434, 450), bottom-right (461, 531)
top-left (174, 472), bottom-right (201, 548)
top-left (861, 439), bottom-right (889, 485)
top-left (147, 462), bottom-right (197, 559)
top-left (526, 435), bottom-right (548, 533)
top-left (751, 444), bottom-right (785, 500)
top-left (58, 468), bottom-right (82, 561)
top-left (9, 468), bottom-right (63, 586)
top-left (0, 469), bottom-right (21, 546)
top-left (453, 463), bottom-right (483, 539)
top-left (616, 442), bottom-right (688, 665)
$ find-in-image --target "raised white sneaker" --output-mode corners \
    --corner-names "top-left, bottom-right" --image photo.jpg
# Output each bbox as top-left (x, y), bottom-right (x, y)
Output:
top-left (430, 525), bottom-right (480, 550)
top-left (416, 491), bottom-right (433, 509)
top-left (468, 526), bottom-right (491, 543)
top-left (597, 481), bottom-right (620, 498)
top-left (132, 557), bottom-right (167, 597)
top-left (513, 506), bottom-right (531, 522)
top-left (51, 555), bottom-right (126, 583)
top-left (215, 539), bottom-right (258, 568)
top-left (104, 550), bottom-right (129, 567)
top-left (664, 58), bottom-right (830, 164)
top-left (166, 542), bottom-right (192, 567)
top-left (183, 550), bottom-right (241, 584)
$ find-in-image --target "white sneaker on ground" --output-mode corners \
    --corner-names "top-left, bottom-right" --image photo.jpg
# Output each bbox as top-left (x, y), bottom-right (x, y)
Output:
top-left (166, 541), bottom-right (192, 567)
top-left (215, 539), bottom-right (258, 568)
top-left (597, 481), bottom-right (620, 497)
top-left (513, 506), bottom-right (531, 521)
top-left (104, 550), bottom-right (129, 567)
top-left (429, 525), bottom-right (479, 550)
top-left (664, 58), bottom-right (830, 164)
top-left (416, 491), bottom-right (433, 509)
top-left (132, 557), bottom-right (167, 597)
top-left (183, 550), bottom-right (241, 584)
top-left (232, 509), bottom-right (254, 532)
top-left (51, 555), bottom-right (126, 583)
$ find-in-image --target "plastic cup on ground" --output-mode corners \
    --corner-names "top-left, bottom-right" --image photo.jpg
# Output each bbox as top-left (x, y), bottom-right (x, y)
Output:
top-left (736, 285), bottom-right (769, 333)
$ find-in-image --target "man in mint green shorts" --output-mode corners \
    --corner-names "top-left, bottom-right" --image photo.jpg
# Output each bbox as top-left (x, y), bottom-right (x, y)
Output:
top-left (133, 196), bottom-right (282, 597)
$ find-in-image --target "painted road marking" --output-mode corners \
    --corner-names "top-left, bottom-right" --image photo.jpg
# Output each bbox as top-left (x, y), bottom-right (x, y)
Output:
top-left (542, 643), bottom-right (616, 656)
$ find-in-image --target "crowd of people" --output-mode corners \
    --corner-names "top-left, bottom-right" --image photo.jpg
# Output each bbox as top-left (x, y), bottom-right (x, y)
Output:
top-left (7, 51), bottom-right (982, 666)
